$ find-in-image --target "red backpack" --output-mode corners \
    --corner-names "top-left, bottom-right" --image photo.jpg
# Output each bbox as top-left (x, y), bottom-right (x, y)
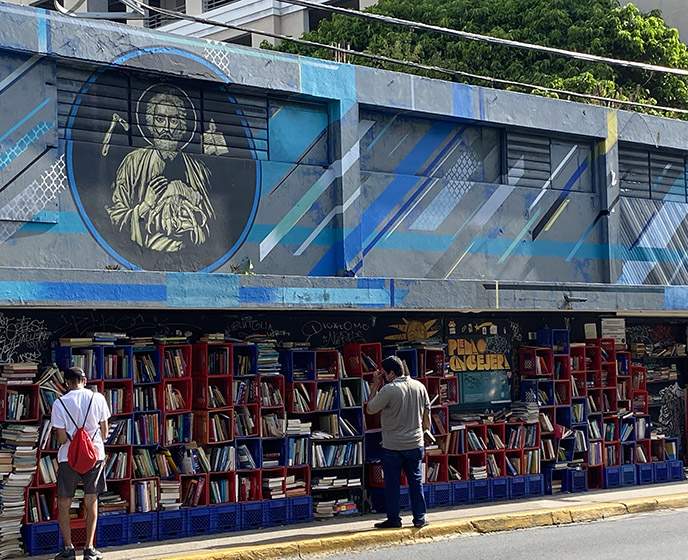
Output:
top-left (57, 395), bottom-right (98, 474)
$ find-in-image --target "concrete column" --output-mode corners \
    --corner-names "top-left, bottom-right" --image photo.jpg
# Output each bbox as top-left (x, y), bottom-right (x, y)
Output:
top-left (186, 0), bottom-right (203, 15)
top-left (597, 109), bottom-right (621, 284)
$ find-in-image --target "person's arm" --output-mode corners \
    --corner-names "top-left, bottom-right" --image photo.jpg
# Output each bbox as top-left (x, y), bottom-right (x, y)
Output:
top-left (100, 420), bottom-right (109, 441)
top-left (366, 371), bottom-right (388, 415)
top-left (55, 428), bottom-right (69, 446)
top-left (422, 409), bottom-right (431, 432)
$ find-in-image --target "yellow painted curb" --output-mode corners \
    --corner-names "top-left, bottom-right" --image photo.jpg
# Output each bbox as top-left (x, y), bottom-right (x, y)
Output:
top-left (621, 497), bottom-right (659, 513)
top-left (153, 495), bottom-right (688, 560)
top-left (567, 503), bottom-right (627, 522)
top-left (654, 493), bottom-right (688, 510)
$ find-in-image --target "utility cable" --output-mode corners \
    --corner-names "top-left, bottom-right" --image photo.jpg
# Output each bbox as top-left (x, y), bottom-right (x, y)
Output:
top-left (279, 0), bottom-right (688, 78)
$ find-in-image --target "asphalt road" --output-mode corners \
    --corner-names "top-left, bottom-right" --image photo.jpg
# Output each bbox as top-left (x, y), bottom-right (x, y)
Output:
top-left (325, 509), bottom-right (688, 560)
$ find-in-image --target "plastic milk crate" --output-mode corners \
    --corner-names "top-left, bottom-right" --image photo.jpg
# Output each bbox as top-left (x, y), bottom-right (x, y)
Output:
top-left (472, 479), bottom-right (492, 503)
top-left (128, 512), bottom-right (158, 544)
top-left (158, 509), bottom-right (187, 540)
top-left (97, 514), bottom-right (129, 548)
top-left (187, 506), bottom-right (214, 536)
top-left (430, 483), bottom-right (452, 507)
top-left (241, 502), bottom-right (264, 530)
top-left (212, 503), bottom-right (241, 533)
top-left (653, 461), bottom-right (669, 483)
top-left (621, 464), bottom-right (637, 487)
top-left (526, 474), bottom-right (545, 497)
top-left (507, 476), bottom-right (527, 499)
top-left (451, 480), bottom-right (472, 505)
top-left (565, 469), bottom-right (588, 493)
top-left (669, 460), bottom-right (684, 481)
top-left (22, 522), bottom-right (62, 556)
top-left (263, 499), bottom-right (289, 527)
top-left (288, 497), bottom-right (313, 524)
top-left (603, 466), bottom-right (622, 489)
top-left (490, 478), bottom-right (509, 501)
top-left (636, 463), bottom-right (654, 485)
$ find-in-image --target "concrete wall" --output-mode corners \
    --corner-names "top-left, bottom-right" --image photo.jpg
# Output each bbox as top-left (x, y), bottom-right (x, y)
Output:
top-left (3, 3), bottom-right (688, 312)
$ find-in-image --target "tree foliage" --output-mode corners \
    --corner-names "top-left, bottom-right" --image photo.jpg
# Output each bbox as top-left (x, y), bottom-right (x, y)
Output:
top-left (265, 0), bottom-right (688, 118)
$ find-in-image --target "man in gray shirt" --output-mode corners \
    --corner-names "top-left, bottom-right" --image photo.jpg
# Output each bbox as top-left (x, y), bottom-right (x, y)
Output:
top-left (367, 355), bottom-right (431, 528)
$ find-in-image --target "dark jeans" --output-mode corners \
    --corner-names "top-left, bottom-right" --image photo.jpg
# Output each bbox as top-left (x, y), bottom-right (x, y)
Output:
top-left (381, 447), bottom-right (426, 524)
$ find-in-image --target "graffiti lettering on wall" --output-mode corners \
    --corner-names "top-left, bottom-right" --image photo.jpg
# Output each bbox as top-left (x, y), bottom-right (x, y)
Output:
top-left (302, 319), bottom-right (372, 347)
top-left (0, 313), bottom-right (52, 363)
top-left (228, 316), bottom-right (291, 340)
top-left (66, 50), bottom-right (261, 272)
top-left (384, 319), bottom-right (439, 342)
top-left (447, 337), bottom-right (510, 372)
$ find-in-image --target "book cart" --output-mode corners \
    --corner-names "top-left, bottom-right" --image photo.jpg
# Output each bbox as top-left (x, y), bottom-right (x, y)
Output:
top-left (17, 329), bottom-right (687, 556)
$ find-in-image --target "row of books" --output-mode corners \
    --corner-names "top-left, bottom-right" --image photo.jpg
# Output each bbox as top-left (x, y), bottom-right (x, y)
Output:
top-left (311, 441), bottom-right (362, 468)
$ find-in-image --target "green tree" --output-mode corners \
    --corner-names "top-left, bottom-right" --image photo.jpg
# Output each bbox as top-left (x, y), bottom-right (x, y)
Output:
top-left (266, 0), bottom-right (688, 118)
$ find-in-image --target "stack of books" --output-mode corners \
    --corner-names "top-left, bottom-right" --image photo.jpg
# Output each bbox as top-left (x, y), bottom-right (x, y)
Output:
top-left (261, 475), bottom-right (285, 499)
top-left (99, 490), bottom-right (128, 516)
top-left (253, 338), bottom-right (281, 375)
top-left (1, 424), bottom-right (39, 556)
top-left (1, 362), bottom-right (37, 384)
top-left (159, 480), bottom-right (181, 510)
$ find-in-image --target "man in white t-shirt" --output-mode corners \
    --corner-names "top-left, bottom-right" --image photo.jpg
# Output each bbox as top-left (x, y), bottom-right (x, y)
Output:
top-left (51, 367), bottom-right (110, 560)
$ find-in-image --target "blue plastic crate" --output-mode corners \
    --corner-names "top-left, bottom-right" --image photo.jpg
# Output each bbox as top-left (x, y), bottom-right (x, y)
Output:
top-left (668, 460), bottom-right (684, 481)
top-left (654, 461), bottom-right (669, 483)
top-left (451, 480), bottom-right (472, 505)
top-left (489, 478), bottom-right (508, 501)
top-left (621, 464), bottom-right (636, 487)
top-left (97, 514), bottom-right (129, 548)
top-left (430, 483), bottom-right (452, 507)
top-left (288, 497), bottom-right (312, 524)
top-left (371, 487), bottom-right (410, 513)
top-left (128, 512), bottom-right (158, 544)
top-left (565, 469), bottom-right (588, 493)
top-left (159, 509), bottom-right (187, 540)
top-left (603, 466), bottom-right (622, 489)
top-left (637, 463), bottom-right (654, 485)
top-left (241, 502), bottom-right (264, 530)
top-left (187, 506), bottom-right (214, 536)
top-left (263, 499), bottom-right (289, 527)
top-left (507, 476), bottom-right (527, 499)
top-left (526, 474), bottom-right (544, 497)
top-left (22, 522), bottom-right (62, 556)
top-left (212, 503), bottom-right (241, 533)
top-left (472, 479), bottom-right (492, 503)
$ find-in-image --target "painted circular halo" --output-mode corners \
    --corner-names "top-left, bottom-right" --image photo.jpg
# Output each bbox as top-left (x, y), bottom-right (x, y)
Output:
top-left (66, 49), bottom-right (260, 272)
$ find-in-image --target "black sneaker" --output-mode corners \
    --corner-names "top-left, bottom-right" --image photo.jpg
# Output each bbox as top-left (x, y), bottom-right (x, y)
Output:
top-left (54, 547), bottom-right (76, 560)
top-left (83, 547), bottom-right (103, 560)
top-left (374, 520), bottom-right (402, 529)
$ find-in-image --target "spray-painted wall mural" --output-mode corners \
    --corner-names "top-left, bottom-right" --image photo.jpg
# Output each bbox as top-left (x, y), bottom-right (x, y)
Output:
top-left (3, 3), bottom-right (688, 306)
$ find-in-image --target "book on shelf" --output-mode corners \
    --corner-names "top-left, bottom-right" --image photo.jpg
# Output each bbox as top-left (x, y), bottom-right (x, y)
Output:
top-left (133, 353), bottom-right (157, 383)
top-left (164, 384), bottom-right (187, 411)
top-left (209, 444), bottom-right (235, 472)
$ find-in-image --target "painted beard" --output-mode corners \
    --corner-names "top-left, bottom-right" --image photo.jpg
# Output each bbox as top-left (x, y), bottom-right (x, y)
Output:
top-left (152, 136), bottom-right (180, 157)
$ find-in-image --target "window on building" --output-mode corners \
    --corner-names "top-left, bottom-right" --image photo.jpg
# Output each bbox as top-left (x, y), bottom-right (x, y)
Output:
top-left (308, 0), bottom-right (360, 31)
top-left (506, 131), bottom-right (593, 192)
top-left (619, 144), bottom-right (688, 202)
top-left (224, 33), bottom-right (252, 47)
top-left (146, 0), bottom-right (185, 28)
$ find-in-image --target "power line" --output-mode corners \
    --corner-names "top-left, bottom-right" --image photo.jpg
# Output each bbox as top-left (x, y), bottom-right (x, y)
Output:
top-left (280, 0), bottom-right (688, 78)
top-left (103, 0), bottom-right (688, 115)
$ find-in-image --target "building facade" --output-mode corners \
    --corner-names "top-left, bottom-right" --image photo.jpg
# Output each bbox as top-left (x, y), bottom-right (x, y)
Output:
top-left (1, 3), bottom-right (688, 314)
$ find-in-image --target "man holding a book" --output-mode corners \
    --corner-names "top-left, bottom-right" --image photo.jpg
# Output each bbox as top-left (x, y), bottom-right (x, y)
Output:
top-left (366, 356), bottom-right (430, 529)
top-left (51, 367), bottom-right (111, 560)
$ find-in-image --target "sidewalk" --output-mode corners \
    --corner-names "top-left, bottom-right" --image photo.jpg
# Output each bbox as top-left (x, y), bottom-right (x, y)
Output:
top-left (33, 481), bottom-right (688, 560)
